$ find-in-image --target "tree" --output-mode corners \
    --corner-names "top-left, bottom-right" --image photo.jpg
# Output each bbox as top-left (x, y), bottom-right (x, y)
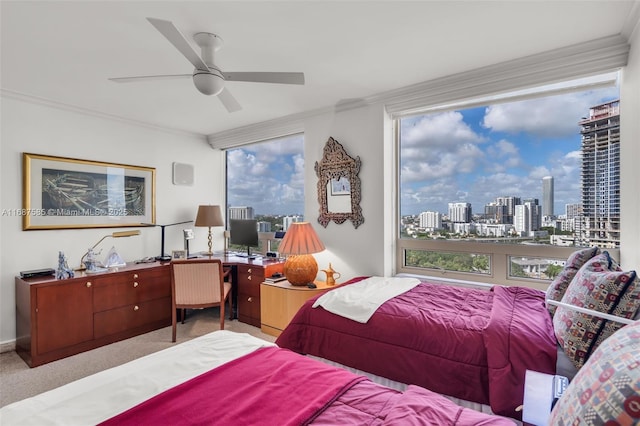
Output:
top-left (545, 264), bottom-right (563, 279)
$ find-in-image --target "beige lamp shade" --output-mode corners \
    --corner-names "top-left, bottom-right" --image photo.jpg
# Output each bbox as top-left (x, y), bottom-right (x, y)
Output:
top-left (279, 222), bottom-right (325, 286)
top-left (195, 205), bottom-right (224, 227)
top-left (195, 205), bottom-right (224, 255)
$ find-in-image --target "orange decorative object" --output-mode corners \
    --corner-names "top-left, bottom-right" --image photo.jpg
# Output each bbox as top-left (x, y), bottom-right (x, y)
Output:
top-left (321, 263), bottom-right (341, 286)
top-left (283, 254), bottom-right (319, 286)
top-left (279, 222), bottom-right (325, 286)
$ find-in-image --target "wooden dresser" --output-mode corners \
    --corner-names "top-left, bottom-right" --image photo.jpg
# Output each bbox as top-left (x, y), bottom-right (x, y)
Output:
top-left (15, 256), bottom-right (285, 367)
top-left (15, 262), bottom-right (171, 367)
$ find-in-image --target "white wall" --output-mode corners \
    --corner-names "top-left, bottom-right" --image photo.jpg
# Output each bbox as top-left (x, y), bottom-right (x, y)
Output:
top-left (620, 18), bottom-right (640, 269)
top-left (2, 26), bottom-right (639, 346)
top-left (303, 103), bottom-right (394, 282)
top-left (0, 96), bottom-right (225, 344)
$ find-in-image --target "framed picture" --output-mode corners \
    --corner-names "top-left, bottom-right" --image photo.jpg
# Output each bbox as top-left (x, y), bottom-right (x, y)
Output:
top-left (330, 176), bottom-right (351, 196)
top-left (23, 153), bottom-right (156, 230)
top-left (171, 250), bottom-right (187, 260)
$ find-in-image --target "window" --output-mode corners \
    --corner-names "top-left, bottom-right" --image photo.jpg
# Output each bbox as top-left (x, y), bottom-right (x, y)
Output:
top-left (225, 134), bottom-right (304, 254)
top-left (397, 74), bottom-right (620, 288)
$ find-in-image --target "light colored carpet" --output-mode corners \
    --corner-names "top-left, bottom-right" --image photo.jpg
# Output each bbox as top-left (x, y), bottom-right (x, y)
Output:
top-left (0, 308), bottom-right (276, 407)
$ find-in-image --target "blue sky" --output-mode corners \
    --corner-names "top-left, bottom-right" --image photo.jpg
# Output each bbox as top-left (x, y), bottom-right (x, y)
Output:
top-left (399, 84), bottom-right (619, 216)
top-left (226, 78), bottom-right (619, 218)
top-left (226, 134), bottom-right (305, 216)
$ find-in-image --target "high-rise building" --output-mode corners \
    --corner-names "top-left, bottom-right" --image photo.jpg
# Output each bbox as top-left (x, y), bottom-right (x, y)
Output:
top-left (565, 203), bottom-right (582, 219)
top-left (419, 211), bottom-right (442, 230)
top-left (579, 100), bottom-right (620, 248)
top-left (495, 196), bottom-right (521, 224)
top-left (564, 203), bottom-right (583, 234)
top-left (483, 202), bottom-right (507, 223)
top-left (523, 198), bottom-right (542, 231)
top-left (257, 221), bottom-right (271, 232)
top-left (228, 206), bottom-right (255, 220)
top-left (542, 176), bottom-right (554, 217)
top-left (283, 215), bottom-right (303, 231)
top-left (515, 199), bottom-right (541, 235)
top-left (448, 202), bottom-right (472, 223)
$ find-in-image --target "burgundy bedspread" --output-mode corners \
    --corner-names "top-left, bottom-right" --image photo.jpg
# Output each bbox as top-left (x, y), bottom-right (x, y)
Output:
top-left (101, 345), bottom-right (513, 425)
top-left (276, 278), bottom-right (557, 419)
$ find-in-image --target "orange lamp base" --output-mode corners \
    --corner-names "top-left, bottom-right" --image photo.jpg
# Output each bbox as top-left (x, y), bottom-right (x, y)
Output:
top-left (283, 254), bottom-right (318, 286)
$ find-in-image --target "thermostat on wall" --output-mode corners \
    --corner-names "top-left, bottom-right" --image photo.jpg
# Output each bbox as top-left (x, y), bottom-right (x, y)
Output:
top-left (172, 162), bottom-right (194, 186)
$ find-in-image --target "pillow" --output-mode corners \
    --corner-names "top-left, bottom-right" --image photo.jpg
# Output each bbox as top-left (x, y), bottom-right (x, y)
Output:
top-left (553, 252), bottom-right (639, 369)
top-left (546, 246), bottom-right (600, 316)
top-left (549, 321), bottom-right (640, 425)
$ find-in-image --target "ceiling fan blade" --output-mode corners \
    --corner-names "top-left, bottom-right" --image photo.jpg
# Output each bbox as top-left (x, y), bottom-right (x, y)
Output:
top-left (223, 72), bottom-right (305, 85)
top-left (146, 17), bottom-right (209, 71)
top-left (218, 88), bottom-right (242, 113)
top-left (109, 74), bottom-right (191, 83)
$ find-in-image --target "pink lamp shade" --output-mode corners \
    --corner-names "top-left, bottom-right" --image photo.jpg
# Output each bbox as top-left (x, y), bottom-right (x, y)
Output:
top-left (278, 222), bottom-right (325, 286)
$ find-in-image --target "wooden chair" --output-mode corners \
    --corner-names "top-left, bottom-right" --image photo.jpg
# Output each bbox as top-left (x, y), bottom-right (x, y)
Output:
top-left (170, 258), bottom-right (232, 342)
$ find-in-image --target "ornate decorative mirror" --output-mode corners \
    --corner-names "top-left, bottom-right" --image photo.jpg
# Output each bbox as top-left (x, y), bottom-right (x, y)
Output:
top-left (315, 137), bottom-right (364, 228)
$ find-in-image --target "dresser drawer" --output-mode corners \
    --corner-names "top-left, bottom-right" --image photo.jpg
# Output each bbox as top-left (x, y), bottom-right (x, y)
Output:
top-left (94, 297), bottom-right (171, 339)
top-left (237, 293), bottom-right (261, 327)
top-left (93, 269), bottom-right (170, 312)
top-left (237, 265), bottom-right (265, 283)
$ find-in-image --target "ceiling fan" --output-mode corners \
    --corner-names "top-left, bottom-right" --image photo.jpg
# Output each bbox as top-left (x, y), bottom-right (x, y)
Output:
top-left (109, 18), bottom-right (305, 113)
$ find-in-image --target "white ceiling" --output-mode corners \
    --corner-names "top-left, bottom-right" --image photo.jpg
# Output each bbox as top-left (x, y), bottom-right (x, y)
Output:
top-left (1, 1), bottom-right (638, 137)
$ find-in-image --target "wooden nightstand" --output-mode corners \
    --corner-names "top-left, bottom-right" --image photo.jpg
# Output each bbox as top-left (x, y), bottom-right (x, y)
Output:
top-left (260, 280), bottom-right (333, 337)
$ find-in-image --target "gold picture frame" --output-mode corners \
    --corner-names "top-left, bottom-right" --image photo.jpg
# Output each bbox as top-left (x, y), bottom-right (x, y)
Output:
top-left (23, 153), bottom-right (156, 230)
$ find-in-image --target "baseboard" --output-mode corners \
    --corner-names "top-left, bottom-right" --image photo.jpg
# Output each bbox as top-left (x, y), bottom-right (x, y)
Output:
top-left (0, 340), bottom-right (16, 353)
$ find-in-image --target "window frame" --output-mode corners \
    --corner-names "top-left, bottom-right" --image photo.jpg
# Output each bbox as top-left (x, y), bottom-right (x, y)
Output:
top-left (393, 76), bottom-right (621, 289)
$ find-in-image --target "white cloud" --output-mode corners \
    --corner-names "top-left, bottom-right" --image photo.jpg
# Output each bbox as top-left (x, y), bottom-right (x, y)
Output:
top-left (226, 136), bottom-right (305, 215)
top-left (482, 86), bottom-right (618, 138)
top-left (401, 111), bottom-right (486, 183)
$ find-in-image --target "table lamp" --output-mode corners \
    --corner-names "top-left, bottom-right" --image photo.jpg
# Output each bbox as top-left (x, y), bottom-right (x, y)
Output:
top-left (79, 230), bottom-right (141, 270)
top-left (195, 205), bottom-right (224, 255)
top-left (278, 222), bottom-right (325, 286)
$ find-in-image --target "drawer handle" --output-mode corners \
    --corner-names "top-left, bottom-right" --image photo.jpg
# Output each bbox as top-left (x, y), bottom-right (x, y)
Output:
top-left (247, 297), bottom-right (253, 302)
top-left (134, 305), bottom-right (139, 311)
top-left (133, 282), bottom-right (139, 288)
top-left (247, 276), bottom-right (252, 281)
top-left (133, 273), bottom-right (139, 279)
top-left (247, 268), bottom-right (252, 274)
top-left (86, 282), bottom-right (92, 288)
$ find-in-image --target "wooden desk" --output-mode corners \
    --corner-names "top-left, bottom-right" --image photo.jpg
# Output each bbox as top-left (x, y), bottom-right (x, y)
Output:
top-left (15, 255), bottom-right (284, 367)
top-left (260, 280), bottom-right (332, 337)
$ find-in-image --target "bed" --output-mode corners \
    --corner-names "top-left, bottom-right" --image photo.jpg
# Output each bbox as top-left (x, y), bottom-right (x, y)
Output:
top-left (0, 330), bottom-right (516, 425)
top-left (275, 276), bottom-right (559, 420)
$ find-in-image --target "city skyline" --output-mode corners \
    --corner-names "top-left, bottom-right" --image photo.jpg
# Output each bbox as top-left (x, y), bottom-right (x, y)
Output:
top-left (399, 84), bottom-right (619, 217)
top-left (226, 80), bottom-right (619, 219)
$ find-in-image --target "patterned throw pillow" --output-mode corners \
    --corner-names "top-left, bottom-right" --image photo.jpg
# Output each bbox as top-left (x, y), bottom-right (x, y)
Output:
top-left (549, 321), bottom-right (640, 425)
top-left (553, 252), bottom-right (639, 369)
top-left (546, 247), bottom-right (600, 316)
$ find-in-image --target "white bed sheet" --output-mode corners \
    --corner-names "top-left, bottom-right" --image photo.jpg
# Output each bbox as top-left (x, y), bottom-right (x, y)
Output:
top-left (0, 331), bottom-right (275, 426)
top-left (312, 276), bottom-right (420, 323)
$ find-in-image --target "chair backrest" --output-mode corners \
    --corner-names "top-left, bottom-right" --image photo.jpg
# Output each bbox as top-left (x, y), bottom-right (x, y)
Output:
top-left (170, 259), bottom-right (225, 307)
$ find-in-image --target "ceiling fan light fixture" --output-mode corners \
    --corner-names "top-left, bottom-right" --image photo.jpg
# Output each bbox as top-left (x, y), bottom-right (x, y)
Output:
top-left (193, 71), bottom-right (224, 96)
